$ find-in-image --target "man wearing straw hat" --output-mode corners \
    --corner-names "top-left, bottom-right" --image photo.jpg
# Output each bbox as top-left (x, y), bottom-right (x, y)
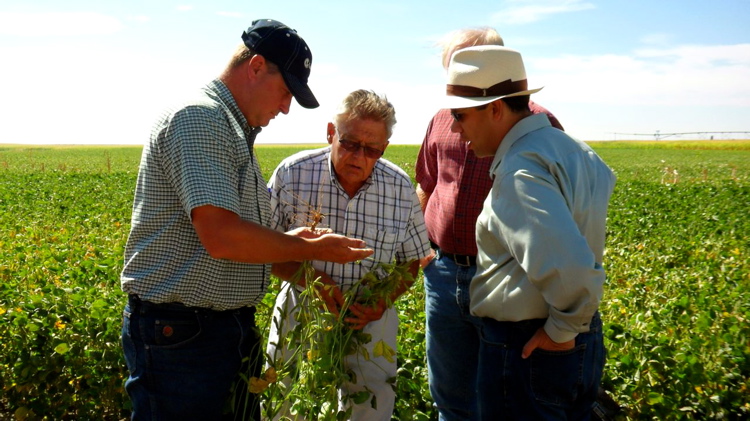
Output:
top-left (415, 28), bottom-right (565, 421)
top-left (443, 45), bottom-right (616, 419)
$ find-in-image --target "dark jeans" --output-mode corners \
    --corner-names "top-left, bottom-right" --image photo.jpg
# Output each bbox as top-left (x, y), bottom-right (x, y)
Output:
top-left (424, 253), bottom-right (483, 421)
top-left (477, 312), bottom-right (605, 421)
top-left (121, 295), bottom-right (261, 421)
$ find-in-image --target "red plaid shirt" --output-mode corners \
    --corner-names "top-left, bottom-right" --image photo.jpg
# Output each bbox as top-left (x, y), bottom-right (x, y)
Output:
top-left (415, 101), bottom-right (563, 256)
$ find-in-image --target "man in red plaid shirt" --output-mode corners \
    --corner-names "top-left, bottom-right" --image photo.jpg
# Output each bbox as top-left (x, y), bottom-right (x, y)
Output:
top-left (415, 27), bottom-right (563, 421)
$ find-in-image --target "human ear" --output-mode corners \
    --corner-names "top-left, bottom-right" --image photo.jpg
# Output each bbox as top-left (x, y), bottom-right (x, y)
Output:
top-left (247, 55), bottom-right (265, 79)
top-left (326, 122), bottom-right (335, 145)
top-left (491, 99), bottom-right (505, 121)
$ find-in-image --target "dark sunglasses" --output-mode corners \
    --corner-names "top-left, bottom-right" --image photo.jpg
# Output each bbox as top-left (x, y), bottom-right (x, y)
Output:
top-left (338, 138), bottom-right (385, 159)
top-left (450, 104), bottom-right (489, 122)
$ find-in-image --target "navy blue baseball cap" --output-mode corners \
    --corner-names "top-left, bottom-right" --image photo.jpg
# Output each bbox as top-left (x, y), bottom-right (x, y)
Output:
top-left (242, 19), bottom-right (319, 109)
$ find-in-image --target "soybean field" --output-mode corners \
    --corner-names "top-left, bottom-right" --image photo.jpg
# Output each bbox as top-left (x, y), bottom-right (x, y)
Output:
top-left (0, 141), bottom-right (748, 420)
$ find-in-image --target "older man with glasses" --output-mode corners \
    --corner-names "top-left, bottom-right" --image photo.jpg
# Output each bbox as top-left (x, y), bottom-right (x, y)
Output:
top-left (265, 89), bottom-right (430, 420)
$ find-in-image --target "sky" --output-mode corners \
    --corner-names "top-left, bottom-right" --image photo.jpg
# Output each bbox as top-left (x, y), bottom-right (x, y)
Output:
top-left (1, 0), bottom-right (748, 145)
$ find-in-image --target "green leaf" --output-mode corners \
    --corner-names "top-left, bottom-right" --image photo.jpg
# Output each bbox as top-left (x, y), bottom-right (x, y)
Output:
top-left (349, 391), bottom-right (370, 404)
top-left (54, 343), bottom-right (70, 354)
top-left (91, 299), bottom-right (108, 309)
top-left (14, 407), bottom-right (31, 420)
top-left (647, 392), bottom-right (663, 405)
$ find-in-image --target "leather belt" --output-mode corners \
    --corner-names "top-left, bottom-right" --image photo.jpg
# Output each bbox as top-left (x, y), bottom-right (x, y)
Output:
top-left (430, 242), bottom-right (476, 267)
top-left (127, 294), bottom-right (256, 316)
top-left (439, 251), bottom-right (476, 267)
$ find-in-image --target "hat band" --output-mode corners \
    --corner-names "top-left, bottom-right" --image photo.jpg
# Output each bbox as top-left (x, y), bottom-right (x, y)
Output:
top-left (447, 79), bottom-right (528, 98)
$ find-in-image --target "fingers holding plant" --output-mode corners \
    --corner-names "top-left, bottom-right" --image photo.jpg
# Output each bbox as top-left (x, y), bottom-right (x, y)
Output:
top-left (313, 274), bottom-right (346, 317)
top-left (346, 299), bottom-right (387, 330)
top-left (260, 260), bottom-right (417, 419)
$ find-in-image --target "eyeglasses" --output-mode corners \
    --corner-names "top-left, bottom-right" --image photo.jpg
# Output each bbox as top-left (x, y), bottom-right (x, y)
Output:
top-left (338, 138), bottom-right (385, 159)
top-left (451, 104), bottom-right (489, 123)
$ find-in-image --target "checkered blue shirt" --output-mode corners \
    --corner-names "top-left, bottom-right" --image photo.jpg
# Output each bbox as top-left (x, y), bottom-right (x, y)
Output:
top-left (121, 80), bottom-right (271, 310)
top-left (269, 147), bottom-right (430, 290)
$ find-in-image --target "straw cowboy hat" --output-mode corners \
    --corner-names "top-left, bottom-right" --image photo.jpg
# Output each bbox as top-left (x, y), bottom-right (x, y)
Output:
top-left (443, 45), bottom-right (543, 110)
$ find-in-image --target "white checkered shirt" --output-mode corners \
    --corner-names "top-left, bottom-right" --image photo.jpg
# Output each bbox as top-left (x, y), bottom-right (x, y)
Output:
top-left (121, 80), bottom-right (271, 310)
top-left (268, 147), bottom-right (430, 290)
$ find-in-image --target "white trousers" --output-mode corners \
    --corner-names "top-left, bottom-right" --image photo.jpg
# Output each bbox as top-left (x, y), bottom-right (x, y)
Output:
top-left (266, 283), bottom-right (398, 421)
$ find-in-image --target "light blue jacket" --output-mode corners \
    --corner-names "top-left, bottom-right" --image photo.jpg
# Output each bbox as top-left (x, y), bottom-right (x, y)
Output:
top-left (471, 113), bottom-right (616, 343)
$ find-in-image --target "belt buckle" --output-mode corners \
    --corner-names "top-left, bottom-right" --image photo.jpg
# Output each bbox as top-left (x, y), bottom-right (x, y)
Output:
top-left (454, 254), bottom-right (471, 267)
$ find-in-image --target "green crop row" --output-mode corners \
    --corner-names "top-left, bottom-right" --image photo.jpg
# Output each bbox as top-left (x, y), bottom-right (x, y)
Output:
top-left (0, 141), bottom-right (748, 419)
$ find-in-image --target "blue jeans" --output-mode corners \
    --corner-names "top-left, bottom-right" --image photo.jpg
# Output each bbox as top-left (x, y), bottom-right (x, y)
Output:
top-left (121, 295), bottom-right (262, 420)
top-left (424, 253), bottom-right (483, 421)
top-left (477, 313), bottom-right (605, 420)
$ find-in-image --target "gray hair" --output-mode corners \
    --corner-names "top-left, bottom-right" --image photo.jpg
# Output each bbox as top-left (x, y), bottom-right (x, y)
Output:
top-left (440, 27), bottom-right (504, 69)
top-left (334, 90), bottom-right (397, 140)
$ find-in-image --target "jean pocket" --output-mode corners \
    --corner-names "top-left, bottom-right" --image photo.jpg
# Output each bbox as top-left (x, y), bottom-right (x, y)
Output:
top-left (122, 309), bottom-right (132, 338)
top-left (530, 344), bottom-right (586, 406)
top-left (150, 316), bottom-right (202, 348)
top-left (422, 253), bottom-right (437, 272)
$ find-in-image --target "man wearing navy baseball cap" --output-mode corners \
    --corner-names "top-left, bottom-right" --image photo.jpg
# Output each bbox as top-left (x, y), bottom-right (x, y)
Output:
top-left (120, 19), bottom-right (372, 420)
top-left (241, 18), bottom-right (318, 109)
